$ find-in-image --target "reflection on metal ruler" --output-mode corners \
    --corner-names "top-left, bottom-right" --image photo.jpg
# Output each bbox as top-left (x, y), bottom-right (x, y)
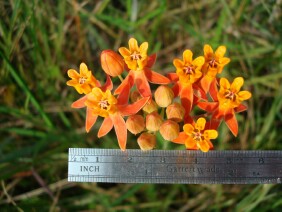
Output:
top-left (68, 148), bottom-right (282, 184)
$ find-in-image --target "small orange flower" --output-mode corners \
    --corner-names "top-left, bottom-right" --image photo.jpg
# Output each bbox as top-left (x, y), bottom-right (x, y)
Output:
top-left (66, 63), bottom-right (99, 94)
top-left (126, 114), bottom-right (145, 135)
top-left (119, 38), bottom-right (148, 71)
top-left (71, 84), bottom-right (150, 151)
top-left (154, 85), bottom-right (174, 108)
top-left (218, 77), bottom-right (252, 110)
top-left (197, 77), bottom-right (252, 136)
top-left (170, 50), bottom-right (205, 116)
top-left (159, 120), bottom-right (180, 141)
top-left (166, 102), bottom-right (185, 122)
top-left (173, 118), bottom-right (218, 152)
top-left (115, 38), bottom-right (170, 98)
top-left (200, 45), bottom-right (231, 93)
top-left (137, 132), bottom-right (156, 151)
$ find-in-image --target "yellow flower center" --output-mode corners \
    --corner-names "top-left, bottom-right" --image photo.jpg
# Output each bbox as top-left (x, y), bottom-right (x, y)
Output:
top-left (224, 90), bottom-right (236, 101)
top-left (99, 100), bottom-right (110, 110)
top-left (192, 129), bottom-right (204, 142)
top-left (208, 58), bottom-right (217, 68)
top-left (79, 77), bottom-right (87, 84)
top-left (131, 51), bottom-right (142, 60)
top-left (184, 66), bottom-right (194, 75)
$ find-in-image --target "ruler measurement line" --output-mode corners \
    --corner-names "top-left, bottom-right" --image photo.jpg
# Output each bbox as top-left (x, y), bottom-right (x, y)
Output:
top-left (68, 148), bottom-right (282, 184)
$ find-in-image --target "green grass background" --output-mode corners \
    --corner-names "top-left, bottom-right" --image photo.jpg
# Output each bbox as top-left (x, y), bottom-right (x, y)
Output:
top-left (1, 0), bottom-right (282, 211)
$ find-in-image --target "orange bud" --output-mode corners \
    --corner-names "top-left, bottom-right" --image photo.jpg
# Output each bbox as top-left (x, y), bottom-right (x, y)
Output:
top-left (166, 102), bottom-right (185, 122)
top-left (146, 111), bottom-right (163, 132)
top-left (142, 98), bottom-right (158, 113)
top-left (100, 50), bottom-right (124, 77)
top-left (154, 85), bottom-right (174, 107)
top-left (159, 120), bottom-right (180, 141)
top-left (126, 115), bottom-right (145, 135)
top-left (137, 132), bottom-right (156, 151)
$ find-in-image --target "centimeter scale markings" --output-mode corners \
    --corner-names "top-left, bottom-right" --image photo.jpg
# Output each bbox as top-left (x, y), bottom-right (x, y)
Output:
top-left (68, 148), bottom-right (282, 184)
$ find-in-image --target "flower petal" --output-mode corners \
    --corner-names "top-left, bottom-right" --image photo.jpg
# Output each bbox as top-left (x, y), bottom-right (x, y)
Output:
top-left (114, 71), bottom-right (134, 95)
top-left (224, 111), bottom-right (238, 137)
top-left (98, 117), bottom-right (113, 138)
top-left (166, 73), bottom-right (179, 82)
top-left (135, 71), bottom-right (151, 97)
top-left (185, 137), bottom-right (197, 149)
top-left (220, 77), bottom-right (230, 90)
top-left (86, 107), bottom-right (98, 132)
top-left (100, 75), bottom-right (113, 92)
top-left (111, 114), bottom-right (127, 151)
top-left (204, 130), bottom-right (218, 139)
top-left (231, 77), bottom-right (244, 93)
top-left (144, 68), bottom-right (170, 84)
top-left (180, 84), bottom-right (193, 113)
top-left (195, 117), bottom-right (206, 130)
top-left (118, 96), bottom-right (150, 116)
top-left (197, 140), bottom-right (210, 152)
top-left (118, 47), bottom-right (131, 58)
top-left (197, 102), bottom-right (218, 112)
top-left (117, 83), bottom-right (130, 105)
top-left (234, 104), bottom-right (247, 113)
top-left (147, 53), bottom-right (157, 68)
top-left (183, 50), bottom-right (193, 63)
top-left (183, 124), bottom-right (194, 135)
top-left (67, 69), bottom-right (80, 79)
top-left (204, 44), bottom-right (214, 58)
top-left (140, 42), bottom-right (148, 55)
top-left (80, 63), bottom-right (88, 75)
top-left (129, 38), bottom-right (138, 51)
top-left (238, 91), bottom-right (252, 101)
top-left (192, 56), bottom-right (205, 67)
top-left (173, 59), bottom-right (184, 69)
top-left (172, 132), bottom-right (187, 144)
top-left (215, 46), bottom-right (226, 59)
top-left (71, 96), bottom-right (87, 108)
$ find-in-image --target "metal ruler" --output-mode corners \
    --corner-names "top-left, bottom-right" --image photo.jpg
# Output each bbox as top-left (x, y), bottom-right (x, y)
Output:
top-left (68, 148), bottom-right (282, 184)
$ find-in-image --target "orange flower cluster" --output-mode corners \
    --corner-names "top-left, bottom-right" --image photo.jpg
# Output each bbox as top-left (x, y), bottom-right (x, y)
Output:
top-left (67, 38), bottom-right (251, 152)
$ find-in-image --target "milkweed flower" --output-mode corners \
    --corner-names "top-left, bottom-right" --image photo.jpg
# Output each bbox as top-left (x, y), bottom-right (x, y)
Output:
top-left (200, 45), bottom-right (231, 94)
top-left (159, 120), bottom-right (180, 141)
top-left (169, 50), bottom-right (205, 116)
top-left (137, 132), bottom-right (156, 151)
top-left (71, 84), bottom-right (149, 150)
top-left (154, 85), bottom-right (174, 108)
top-left (166, 102), bottom-right (185, 122)
top-left (173, 118), bottom-right (218, 152)
top-left (197, 77), bottom-right (252, 136)
top-left (126, 114), bottom-right (145, 135)
top-left (66, 63), bottom-right (100, 94)
top-left (146, 111), bottom-right (163, 132)
top-left (115, 38), bottom-right (170, 97)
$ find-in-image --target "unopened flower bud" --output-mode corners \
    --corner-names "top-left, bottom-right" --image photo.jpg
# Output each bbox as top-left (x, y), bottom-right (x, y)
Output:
top-left (159, 120), bottom-right (180, 141)
top-left (166, 102), bottom-right (185, 122)
top-left (101, 50), bottom-right (124, 77)
top-left (126, 115), bottom-right (145, 135)
top-left (137, 132), bottom-right (156, 151)
top-left (154, 85), bottom-right (174, 107)
top-left (146, 111), bottom-right (163, 132)
top-left (142, 98), bottom-right (158, 113)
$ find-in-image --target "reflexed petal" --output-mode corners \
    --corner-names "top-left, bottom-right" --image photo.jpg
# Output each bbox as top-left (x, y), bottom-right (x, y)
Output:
top-left (231, 77), bottom-right (244, 93)
top-left (118, 47), bottom-right (131, 57)
top-left (185, 137), bottom-right (197, 149)
top-left (117, 83), bottom-right (130, 105)
top-left (147, 54), bottom-right (157, 68)
top-left (167, 73), bottom-right (179, 82)
top-left (180, 84), bottom-right (193, 113)
top-left (235, 104), bottom-right (247, 113)
top-left (111, 114), bottom-right (127, 151)
top-left (238, 91), bottom-right (252, 101)
top-left (67, 69), bottom-right (80, 79)
top-left (118, 96), bottom-right (150, 116)
top-left (209, 79), bottom-right (219, 101)
top-left (215, 46), bottom-right (226, 59)
top-left (86, 108), bottom-right (98, 132)
top-left (80, 63), bottom-right (88, 75)
top-left (183, 124), bottom-right (194, 135)
top-left (200, 75), bottom-right (213, 93)
top-left (193, 56), bottom-right (205, 67)
top-left (204, 44), bottom-right (213, 58)
top-left (129, 38), bottom-right (138, 51)
top-left (195, 117), bottom-right (206, 130)
top-left (135, 71), bottom-right (151, 97)
top-left (114, 71), bottom-right (134, 95)
top-left (71, 96), bottom-right (87, 108)
top-left (172, 132), bottom-right (187, 144)
top-left (100, 74), bottom-right (113, 92)
top-left (224, 111), bottom-right (238, 136)
top-left (183, 50), bottom-right (193, 63)
top-left (197, 102), bottom-right (218, 112)
top-left (172, 82), bottom-right (181, 97)
top-left (98, 117), bottom-right (113, 137)
top-left (198, 140), bottom-right (210, 152)
top-left (204, 130), bottom-right (218, 139)
top-left (144, 68), bottom-right (170, 84)
top-left (220, 77), bottom-right (230, 89)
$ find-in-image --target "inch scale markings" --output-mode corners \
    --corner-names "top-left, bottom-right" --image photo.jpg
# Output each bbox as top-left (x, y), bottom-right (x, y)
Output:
top-left (68, 148), bottom-right (282, 184)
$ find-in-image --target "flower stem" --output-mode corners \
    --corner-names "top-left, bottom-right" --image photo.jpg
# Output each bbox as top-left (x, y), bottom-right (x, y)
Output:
top-left (118, 75), bottom-right (124, 82)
